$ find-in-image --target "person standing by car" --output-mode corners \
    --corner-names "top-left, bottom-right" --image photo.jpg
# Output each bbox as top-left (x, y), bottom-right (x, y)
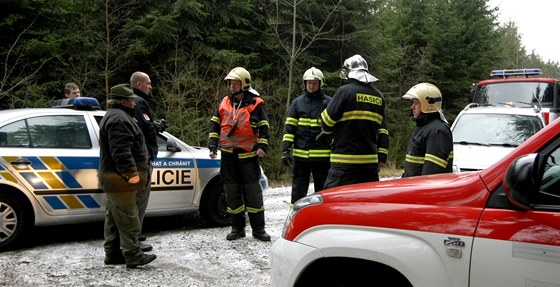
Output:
top-left (282, 67), bottom-right (332, 205)
top-left (320, 54), bottom-right (389, 189)
top-left (208, 67), bottom-right (271, 241)
top-left (64, 82), bottom-right (81, 98)
top-left (99, 83), bottom-right (156, 268)
top-left (130, 71), bottom-right (167, 251)
top-left (401, 82), bottom-right (453, 177)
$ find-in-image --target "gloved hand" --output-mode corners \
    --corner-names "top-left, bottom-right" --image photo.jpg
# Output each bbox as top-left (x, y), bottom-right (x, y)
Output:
top-left (282, 149), bottom-right (292, 167)
top-left (155, 119), bottom-right (168, 132)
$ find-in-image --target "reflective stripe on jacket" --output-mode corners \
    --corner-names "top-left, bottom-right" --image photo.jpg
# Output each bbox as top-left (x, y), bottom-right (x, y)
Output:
top-left (320, 80), bottom-right (388, 165)
top-left (219, 96), bottom-right (263, 152)
top-left (403, 112), bottom-right (453, 177)
top-left (208, 92), bottom-right (270, 157)
top-left (282, 91), bottom-right (332, 161)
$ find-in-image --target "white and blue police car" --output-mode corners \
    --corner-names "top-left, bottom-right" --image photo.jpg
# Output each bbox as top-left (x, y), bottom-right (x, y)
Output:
top-left (0, 97), bottom-right (268, 250)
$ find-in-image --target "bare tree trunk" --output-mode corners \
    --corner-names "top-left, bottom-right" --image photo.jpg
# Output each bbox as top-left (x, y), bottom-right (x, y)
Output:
top-left (286, 0), bottom-right (297, 111)
top-left (262, 0), bottom-right (342, 112)
top-left (105, 0), bottom-right (110, 102)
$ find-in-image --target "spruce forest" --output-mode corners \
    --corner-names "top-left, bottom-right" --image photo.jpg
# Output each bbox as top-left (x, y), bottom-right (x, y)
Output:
top-left (2, 0), bottom-right (560, 182)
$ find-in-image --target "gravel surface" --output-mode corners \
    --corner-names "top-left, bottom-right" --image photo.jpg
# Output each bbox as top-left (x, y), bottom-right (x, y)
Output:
top-left (0, 186), bottom-right (293, 287)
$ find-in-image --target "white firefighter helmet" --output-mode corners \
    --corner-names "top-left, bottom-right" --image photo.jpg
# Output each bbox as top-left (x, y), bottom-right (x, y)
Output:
top-left (303, 67), bottom-right (325, 87)
top-left (402, 83), bottom-right (443, 113)
top-left (339, 54), bottom-right (378, 83)
top-left (224, 67), bottom-right (252, 91)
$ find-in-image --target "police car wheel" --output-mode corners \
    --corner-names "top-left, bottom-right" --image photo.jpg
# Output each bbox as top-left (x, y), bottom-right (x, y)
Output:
top-left (0, 193), bottom-right (26, 251)
top-left (199, 178), bottom-right (230, 226)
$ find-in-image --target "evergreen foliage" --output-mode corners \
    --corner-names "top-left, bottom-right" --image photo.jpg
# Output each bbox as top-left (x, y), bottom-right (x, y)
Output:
top-left (1, 0), bottom-right (559, 181)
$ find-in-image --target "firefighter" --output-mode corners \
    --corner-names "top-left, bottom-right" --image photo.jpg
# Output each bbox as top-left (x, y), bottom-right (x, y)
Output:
top-left (401, 83), bottom-right (453, 177)
top-left (208, 67), bottom-right (271, 241)
top-left (282, 67), bottom-right (332, 205)
top-left (320, 55), bottom-right (389, 189)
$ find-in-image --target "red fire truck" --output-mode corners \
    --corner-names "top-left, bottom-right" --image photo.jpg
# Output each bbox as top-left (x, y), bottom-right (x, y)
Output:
top-left (469, 68), bottom-right (560, 124)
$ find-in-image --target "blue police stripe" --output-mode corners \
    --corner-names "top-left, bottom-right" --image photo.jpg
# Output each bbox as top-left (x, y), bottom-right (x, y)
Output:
top-left (56, 171), bottom-right (83, 188)
top-left (77, 195), bottom-right (100, 208)
top-left (196, 159), bottom-right (221, 168)
top-left (0, 164), bottom-right (5, 170)
top-left (44, 196), bottom-right (66, 209)
top-left (58, 157), bottom-right (99, 169)
top-left (28, 157), bottom-right (47, 170)
top-left (20, 172), bottom-right (49, 189)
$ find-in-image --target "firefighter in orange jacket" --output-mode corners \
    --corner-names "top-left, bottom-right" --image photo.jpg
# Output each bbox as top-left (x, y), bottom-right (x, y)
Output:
top-left (208, 67), bottom-right (271, 241)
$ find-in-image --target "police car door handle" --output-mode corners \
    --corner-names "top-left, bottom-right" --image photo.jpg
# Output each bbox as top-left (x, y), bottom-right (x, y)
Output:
top-left (10, 157), bottom-right (32, 169)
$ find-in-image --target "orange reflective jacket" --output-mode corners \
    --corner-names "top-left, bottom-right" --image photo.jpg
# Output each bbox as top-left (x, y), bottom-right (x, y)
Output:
top-left (219, 96), bottom-right (264, 152)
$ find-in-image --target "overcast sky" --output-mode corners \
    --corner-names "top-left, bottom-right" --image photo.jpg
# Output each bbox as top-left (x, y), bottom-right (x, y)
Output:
top-left (489, 0), bottom-right (559, 63)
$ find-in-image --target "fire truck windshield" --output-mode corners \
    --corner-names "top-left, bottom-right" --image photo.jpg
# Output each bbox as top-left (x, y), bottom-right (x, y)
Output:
top-left (473, 82), bottom-right (555, 108)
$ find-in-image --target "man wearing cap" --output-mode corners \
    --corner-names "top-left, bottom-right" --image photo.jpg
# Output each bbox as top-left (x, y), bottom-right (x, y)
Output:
top-left (401, 83), bottom-right (453, 177)
top-left (320, 54), bottom-right (389, 189)
top-left (99, 83), bottom-right (157, 268)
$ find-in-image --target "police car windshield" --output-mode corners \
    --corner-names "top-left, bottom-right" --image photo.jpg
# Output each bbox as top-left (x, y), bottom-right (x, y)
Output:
top-left (473, 82), bottom-right (554, 108)
top-left (452, 113), bottom-right (544, 146)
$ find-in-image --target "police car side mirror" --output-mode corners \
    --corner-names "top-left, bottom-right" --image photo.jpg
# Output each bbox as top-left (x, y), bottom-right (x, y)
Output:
top-left (503, 153), bottom-right (539, 210)
top-left (166, 138), bottom-right (181, 152)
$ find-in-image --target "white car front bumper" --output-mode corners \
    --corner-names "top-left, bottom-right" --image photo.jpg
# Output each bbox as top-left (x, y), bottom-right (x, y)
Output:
top-left (270, 238), bottom-right (323, 287)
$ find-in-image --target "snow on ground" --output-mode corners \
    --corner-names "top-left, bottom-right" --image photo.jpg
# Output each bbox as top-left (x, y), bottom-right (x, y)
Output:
top-left (0, 186), bottom-right (295, 287)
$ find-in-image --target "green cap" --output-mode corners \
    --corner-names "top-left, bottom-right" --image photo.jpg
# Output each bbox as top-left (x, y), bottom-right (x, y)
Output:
top-left (110, 83), bottom-right (136, 99)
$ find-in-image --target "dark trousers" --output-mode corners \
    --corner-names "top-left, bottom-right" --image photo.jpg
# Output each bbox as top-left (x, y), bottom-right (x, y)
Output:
top-left (323, 163), bottom-right (379, 190)
top-left (290, 160), bottom-right (330, 204)
top-left (136, 161), bottom-right (153, 233)
top-left (221, 152), bottom-right (265, 230)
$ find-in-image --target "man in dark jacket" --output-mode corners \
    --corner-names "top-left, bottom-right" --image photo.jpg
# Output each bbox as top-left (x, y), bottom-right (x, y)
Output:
top-left (282, 67), bottom-right (332, 205)
top-left (321, 54), bottom-right (389, 189)
top-left (99, 83), bottom-right (156, 268)
top-left (130, 71), bottom-right (166, 250)
top-left (401, 83), bottom-right (453, 177)
top-left (208, 67), bottom-right (271, 242)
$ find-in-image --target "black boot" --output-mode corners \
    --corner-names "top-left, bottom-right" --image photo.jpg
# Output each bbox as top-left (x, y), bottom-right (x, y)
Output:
top-left (226, 213), bottom-right (246, 240)
top-left (104, 249), bottom-right (126, 265)
top-left (124, 252), bottom-right (157, 269)
top-left (140, 243), bottom-right (153, 252)
top-left (226, 227), bottom-right (246, 240)
top-left (252, 229), bottom-right (271, 241)
top-left (248, 211), bottom-right (271, 241)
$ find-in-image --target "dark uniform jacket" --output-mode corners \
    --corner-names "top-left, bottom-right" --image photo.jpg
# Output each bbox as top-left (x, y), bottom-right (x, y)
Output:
top-left (133, 88), bottom-right (162, 161)
top-left (208, 91), bottom-right (270, 157)
top-left (99, 102), bottom-right (149, 193)
top-left (282, 90), bottom-right (332, 161)
top-left (320, 79), bottom-right (389, 165)
top-left (403, 112), bottom-right (453, 177)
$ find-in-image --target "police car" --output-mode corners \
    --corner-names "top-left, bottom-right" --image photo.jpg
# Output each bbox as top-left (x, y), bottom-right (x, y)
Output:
top-left (451, 103), bottom-right (545, 172)
top-left (0, 97), bottom-right (267, 251)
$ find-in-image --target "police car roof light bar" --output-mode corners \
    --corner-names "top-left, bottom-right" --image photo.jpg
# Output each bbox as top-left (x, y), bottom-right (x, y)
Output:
top-left (51, 97), bottom-right (100, 110)
top-left (490, 68), bottom-right (542, 79)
